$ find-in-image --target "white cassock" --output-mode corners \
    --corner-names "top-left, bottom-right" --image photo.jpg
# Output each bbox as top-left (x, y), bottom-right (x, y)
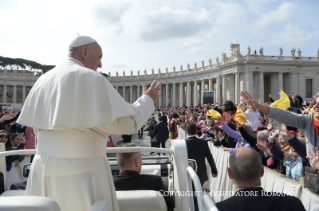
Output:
top-left (17, 58), bottom-right (154, 211)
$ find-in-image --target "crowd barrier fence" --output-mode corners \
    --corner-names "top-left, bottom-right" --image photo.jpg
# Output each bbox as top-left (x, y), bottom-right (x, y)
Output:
top-left (178, 127), bottom-right (319, 211)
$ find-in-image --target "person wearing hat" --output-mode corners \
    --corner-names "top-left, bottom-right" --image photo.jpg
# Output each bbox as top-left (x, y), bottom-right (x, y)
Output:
top-left (169, 113), bottom-right (179, 139)
top-left (17, 35), bottom-right (161, 211)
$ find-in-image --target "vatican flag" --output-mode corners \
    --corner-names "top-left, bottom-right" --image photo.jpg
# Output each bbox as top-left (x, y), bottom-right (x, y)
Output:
top-left (234, 106), bottom-right (247, 125)
top-left (207, 109), bottom-right (222, 119)
top-left (271, 89), bottom-right (290, 110)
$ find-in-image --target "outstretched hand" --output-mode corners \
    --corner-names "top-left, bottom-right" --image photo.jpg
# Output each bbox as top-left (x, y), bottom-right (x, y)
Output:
top-left (307, 147), bottom-right (319, 171)
top-left (240, 91), bottom-right (256, 108)
top-left (240, 90), bottom-right (270, 115)
top-left (143, 80), bottom-right (162, 102)
top-left (278, 123), bottom-right (294, 139)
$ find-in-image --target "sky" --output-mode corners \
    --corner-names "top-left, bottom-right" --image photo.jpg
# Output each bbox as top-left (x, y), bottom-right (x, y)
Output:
top-left (0, 0), bottom-right (318, 76)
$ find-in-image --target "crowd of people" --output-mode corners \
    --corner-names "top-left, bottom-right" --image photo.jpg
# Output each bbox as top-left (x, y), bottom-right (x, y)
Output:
top-left (0, 108), bottom-right (36, 173)
top-left (147, 92), bottom-right (319, 184)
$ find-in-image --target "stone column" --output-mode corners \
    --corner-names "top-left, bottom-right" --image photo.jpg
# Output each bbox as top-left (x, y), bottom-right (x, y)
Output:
top-left (130, 85), bottom-right (133, 103)
top-left (123, 86), bottom-right (126, 101)
top-left (216, 76), bottom-right (220, 104)
top-left (245, 71), bottom-right (253, 94)
top-left (298, 73), bottom-right (304, 97)
top-left (2, 84), bottom-right (7, 103)
top-left (208, 78), bottom-right (212, 92)
top-left (13, 85), bottom-right (17, 104)
top-left (235, 73), bottom-right (240, 104)
top-left (193, 80), bottom-right (198, 106)
top-left (290, 73), bottom-right (298, 94)
top-left (186, 82), bottom-right (191, 106)
top-left (259, 72), bottom-right (264, 104)
top-left (137, 85), bottom-right (140, 99)
top-left (201, 80), bottom-right (205, 105)
top-left (158, 85), bottom-right (162, 108)
top-left (278, 72), bottom-right (283, 90)
top-left (172, 83), bottom-right (176, 107)
top-left (22, 85), bottom-right (26, 103)
top-left (222, 75), bottom-right (226, 103)
top-left (179, 82), bottom-right (184, 107)
top-left (165, 84), bottom-right (169, 107)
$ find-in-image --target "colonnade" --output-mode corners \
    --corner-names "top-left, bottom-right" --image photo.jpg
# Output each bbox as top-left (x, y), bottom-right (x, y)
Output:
top-left (0, 84), bottom-right (30, 104)
top-left (112, 70), bottom-right (315, 108)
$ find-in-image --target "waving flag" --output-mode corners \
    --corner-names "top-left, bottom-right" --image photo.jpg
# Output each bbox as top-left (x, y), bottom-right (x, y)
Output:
top-left (271, 89), bottom-right (290, 110)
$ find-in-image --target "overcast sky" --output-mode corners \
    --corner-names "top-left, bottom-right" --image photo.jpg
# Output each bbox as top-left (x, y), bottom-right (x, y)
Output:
top-left (0, 0), bottom-right (318, 75)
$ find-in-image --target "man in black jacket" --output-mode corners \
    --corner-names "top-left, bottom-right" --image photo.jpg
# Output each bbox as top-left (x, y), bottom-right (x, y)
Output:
top-left (152, 116), bottom-right (169, 156)
top-left (185, 123), bottom-right (218, 185)
top-left (216, 147), bottom-right (305, 211)
top-left (113, 143), bottom-right (173, 210)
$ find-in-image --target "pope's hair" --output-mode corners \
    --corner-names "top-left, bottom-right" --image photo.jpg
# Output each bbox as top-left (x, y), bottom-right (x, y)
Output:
top-left (68, 43), bottom-right (95, 58)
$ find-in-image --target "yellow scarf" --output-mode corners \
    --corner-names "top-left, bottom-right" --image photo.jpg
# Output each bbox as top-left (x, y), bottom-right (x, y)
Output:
top-left (314, 116), bottom-right (319, 123)
top-left (282, 144), bottom-right (290, 151)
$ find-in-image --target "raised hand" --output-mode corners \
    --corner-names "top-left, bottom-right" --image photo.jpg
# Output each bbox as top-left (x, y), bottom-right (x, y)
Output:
top-left (240, 91), bottom-right (256, 108)
top-left (278, 123), bottom-right (294, 139)
top-left (225, 112), bottom-right (231, 122)
top-left (256, 141), bottom-right (271, 155)
top-left (240, 90), bottom-right (270, 115)
top-left (143, 80), bottom-right (161, 102)
top-left (307, 147), bottom-right (319, 170)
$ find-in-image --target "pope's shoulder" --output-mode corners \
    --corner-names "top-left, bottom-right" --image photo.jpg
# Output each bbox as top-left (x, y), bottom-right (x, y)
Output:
top-left (40, 59), bottom-right (105, 81)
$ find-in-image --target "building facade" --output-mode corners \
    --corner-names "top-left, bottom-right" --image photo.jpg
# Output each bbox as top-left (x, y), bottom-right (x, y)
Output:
top-left (109, 44), bottom-right (319, 107)
top-left (1, 44), bottom-right (319, 108)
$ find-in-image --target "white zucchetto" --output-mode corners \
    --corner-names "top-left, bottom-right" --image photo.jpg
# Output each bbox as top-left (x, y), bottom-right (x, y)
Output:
top-left (68, 35), bottom-right (97, 49)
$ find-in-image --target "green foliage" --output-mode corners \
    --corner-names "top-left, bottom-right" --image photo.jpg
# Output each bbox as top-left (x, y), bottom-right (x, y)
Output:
top-left (0, 56), bottom-right (55, 74)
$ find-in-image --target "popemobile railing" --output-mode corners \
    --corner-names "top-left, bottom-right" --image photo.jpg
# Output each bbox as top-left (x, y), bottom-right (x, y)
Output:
top-left (0, 141), bottom-right (218, 211)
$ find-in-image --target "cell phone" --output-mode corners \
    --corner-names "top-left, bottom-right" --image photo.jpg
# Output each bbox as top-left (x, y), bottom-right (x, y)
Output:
top-left (271, 120), bottom-right (281, 131)
top-left (23, 163), bottom-right (31, 178)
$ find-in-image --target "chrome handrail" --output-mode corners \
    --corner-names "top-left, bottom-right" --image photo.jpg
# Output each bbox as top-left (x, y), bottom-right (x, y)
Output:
top-left (0, 147), bottom-right (174, 156)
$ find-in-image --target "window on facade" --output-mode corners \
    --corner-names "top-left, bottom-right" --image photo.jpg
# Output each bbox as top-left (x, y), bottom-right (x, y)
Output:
top-left (306, 79), bottom-right (312, 98)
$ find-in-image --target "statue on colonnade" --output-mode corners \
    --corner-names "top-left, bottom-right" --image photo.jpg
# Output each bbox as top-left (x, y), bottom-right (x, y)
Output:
top-left (216, 56), bottom-right (220, 65)
top-left (208, 58), bottom-right (212, 66)
top-left (152, 68), bottom-right (154, 75)
top-left (173, 66), bottom-right (176, 73)
top-left (279, 48), bottom-right (283, 57)
top-left (201, 60), bottom-right (204, 68)
top-left (180, 65), bottom-right (183, 71)
top-left (123, 70), bottom-right (125, 77)
top-left (194, 62), bottom-right (197, 69)
top-left (116, 71), bottom-right (118, 77)
top-left (297, 48), bottom-right (302, 57)
top-left (291, 48), bottom-right (296, 57)
top-left (259, 47), bottom-right (264, 56)
top-left (131, 70), bottom-right (133, 76)
top-left (158, 68), bottom-right (161, 75)
top-left (108, 72), bottom-right (111, 76)
top-left (317, 49), bottom-right (319, 58)
top-left (247, 46), bottom-right (251, 55)
top-left (187, 63), bottom-right (190, 71)
top-left (222, 52), bottom-right (227, 61)
top-left (144, 69), bottom-right (147, 75)
top-left (166, 67), bottom-right (169, 74)
top-left (138, 70), bottom-right (140, 76)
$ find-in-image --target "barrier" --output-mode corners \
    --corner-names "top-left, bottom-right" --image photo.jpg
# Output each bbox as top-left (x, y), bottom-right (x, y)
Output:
top-left (204, 143), bottom-right (319, 211)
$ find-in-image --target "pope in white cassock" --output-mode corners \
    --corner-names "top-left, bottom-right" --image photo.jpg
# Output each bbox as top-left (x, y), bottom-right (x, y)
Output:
top-left (17, 36), bottom-right (161, 211)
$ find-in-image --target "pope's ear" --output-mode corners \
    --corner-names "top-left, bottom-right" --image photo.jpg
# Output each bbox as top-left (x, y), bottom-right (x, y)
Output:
top-left (81, 46), bottom-right (89, 60)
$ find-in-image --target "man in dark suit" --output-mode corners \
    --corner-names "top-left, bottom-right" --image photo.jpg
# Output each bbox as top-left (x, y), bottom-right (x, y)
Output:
top-left (185, 123), bottom-right (218, 186)
top-left (152, 116), bottom-right (169, 156)
top-left (216, 147), bottom-right (305, 211)
top-left (113, 143), bottom-right (173, 210)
